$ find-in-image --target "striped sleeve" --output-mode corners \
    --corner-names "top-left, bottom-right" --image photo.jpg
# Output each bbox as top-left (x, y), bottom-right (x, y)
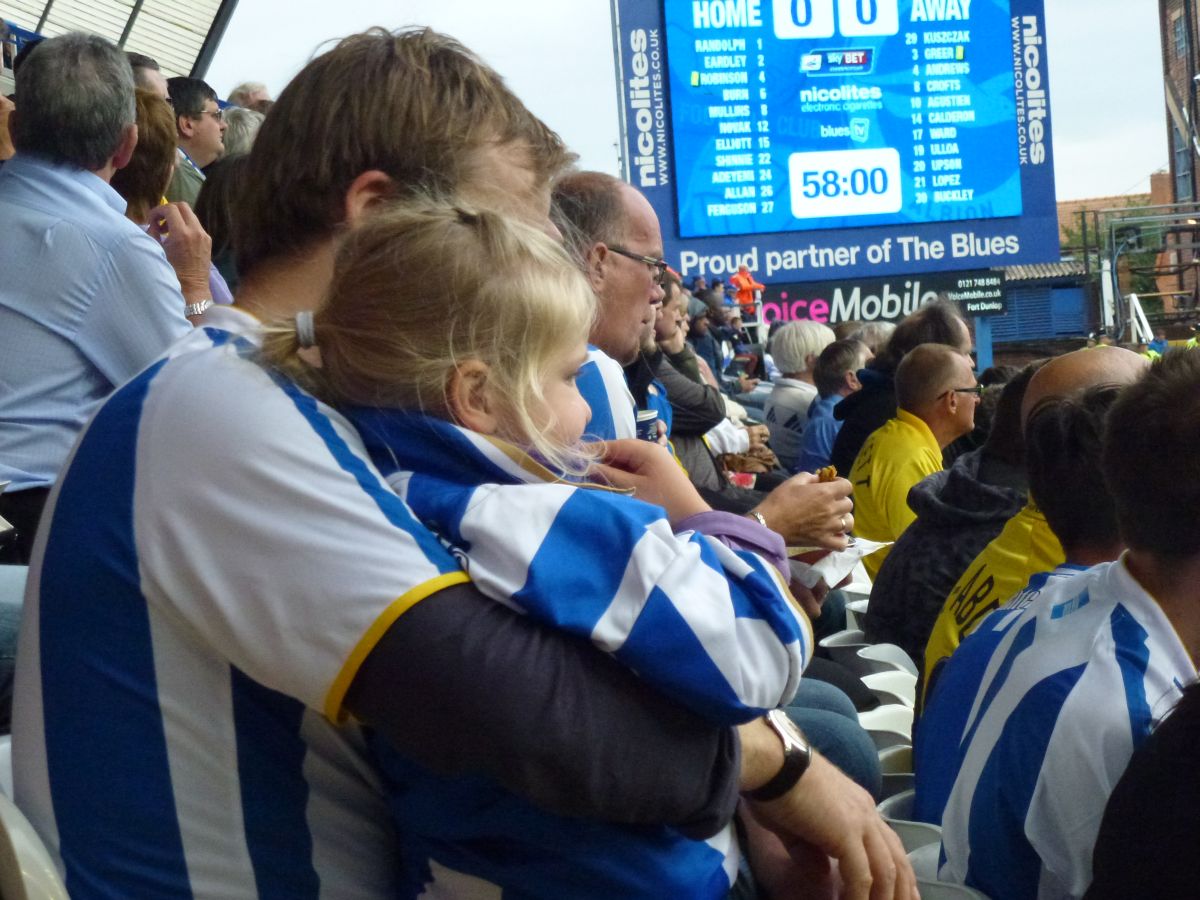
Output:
top-left (577, 347), bottom-right (637, 440)
top-left (397, 473), bottom-right (807, 723)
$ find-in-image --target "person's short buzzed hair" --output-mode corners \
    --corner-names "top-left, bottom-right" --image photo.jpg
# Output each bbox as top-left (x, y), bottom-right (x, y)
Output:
top-left (814, 339), bottom-right (868, 396)
top-left (895, 343), bottom-right (968, 412)
top-left (875, 299), bottom-right (967, 373)
top-left (126, 51), bottom-right (159, 74)
top-left (166, 76), bottom-right (217, 120)
top-left (235, 27), bottom-right (574, 278)
top-left (551, 171), bottom-right (629, 264)
top-left (1026, 385), bottom-right (1122, 556)
top-left (980, 359), bottom-right (1046, 468)
top-left (13, 32), bottom-right (135, 171)
top-left (1103, 350), bottom-right (1200, 558)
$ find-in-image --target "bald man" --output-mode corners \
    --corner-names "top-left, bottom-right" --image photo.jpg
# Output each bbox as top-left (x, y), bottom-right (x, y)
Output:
top-left (911, 350), bottom-right (1191, 900)
top-left (849, 343), bottom-right (980, 579)
top-left (921, 346), bottom-right (1150, 700)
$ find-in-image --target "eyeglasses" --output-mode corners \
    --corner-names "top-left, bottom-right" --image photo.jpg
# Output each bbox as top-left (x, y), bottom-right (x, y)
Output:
top-left (945, 385), bottom-right (984, 397)
top-left (192, 108), bottom-right (223, 122)
top-left (607, 245), bottom-right (669, 285)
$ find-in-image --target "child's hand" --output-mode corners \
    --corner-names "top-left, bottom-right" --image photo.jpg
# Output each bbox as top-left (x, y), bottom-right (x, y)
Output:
top-left (592, 439), bottom-right (710, 526)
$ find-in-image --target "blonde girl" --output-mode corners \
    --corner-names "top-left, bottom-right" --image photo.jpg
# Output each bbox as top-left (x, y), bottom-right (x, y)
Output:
top-left (261, 199), bottom-right (810, 898)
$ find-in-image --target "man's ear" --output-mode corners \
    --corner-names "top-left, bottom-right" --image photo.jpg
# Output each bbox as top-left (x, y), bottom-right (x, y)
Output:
top-left (342, 170), bottom-right (396, 229)
top-left (111, 123), bottom-right (138, 172)
top-left (176, 114), bottom-right (195, 140)
top-left (446, 359), bottom-right (500, 435)
top-left (584, 241), bottom-right (608, 292)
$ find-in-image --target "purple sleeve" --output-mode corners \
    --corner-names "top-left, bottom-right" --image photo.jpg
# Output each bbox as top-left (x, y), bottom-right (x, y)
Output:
top-left (209, 263), bottom-right (234, 305)
top-left (675, 510), bottom-right (789, 577)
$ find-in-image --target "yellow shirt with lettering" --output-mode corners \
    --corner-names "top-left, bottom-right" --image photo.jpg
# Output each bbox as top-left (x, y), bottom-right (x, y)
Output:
top-left (848, 409), bottom-right (943, 580)
top-left (921, 501), bottom-right (1065, 704)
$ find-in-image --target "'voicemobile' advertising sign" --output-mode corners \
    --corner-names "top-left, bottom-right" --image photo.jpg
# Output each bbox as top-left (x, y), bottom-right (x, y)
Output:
top-left (761, 268), bottom-right (1005, 325)
top-left (611, 0), bottom-right (1057, 283)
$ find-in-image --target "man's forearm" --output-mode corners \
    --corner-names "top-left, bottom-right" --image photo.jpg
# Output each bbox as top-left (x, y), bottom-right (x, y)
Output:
top-left (738, 718), bottom-right (784, 792)
top-left (346, 582), bottom-right (740, 838)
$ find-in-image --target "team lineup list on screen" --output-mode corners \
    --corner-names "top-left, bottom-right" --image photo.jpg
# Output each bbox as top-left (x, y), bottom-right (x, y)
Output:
top-left (664, 0), bottom-right (1024, 240)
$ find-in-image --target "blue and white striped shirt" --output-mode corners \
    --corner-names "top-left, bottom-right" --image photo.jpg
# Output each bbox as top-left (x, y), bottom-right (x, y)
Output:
top-left (347, 407), bottom-right (811, 898)
top-left (915, 559), bottom-right (1197, 900)
top-left (577, 345), bottom-right (637, 440)
top-left (14, 320), bottom-right (466, 898)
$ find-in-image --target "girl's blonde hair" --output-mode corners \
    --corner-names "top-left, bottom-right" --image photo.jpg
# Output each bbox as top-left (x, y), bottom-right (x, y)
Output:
top-left (261, 200), bottom-right (597, 472)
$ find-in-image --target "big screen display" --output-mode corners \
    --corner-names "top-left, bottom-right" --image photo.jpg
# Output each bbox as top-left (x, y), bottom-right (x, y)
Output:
top-left (612, 0), bottom-right (1057, 290)
top-left (667, 0), bottom-right (1024, 237)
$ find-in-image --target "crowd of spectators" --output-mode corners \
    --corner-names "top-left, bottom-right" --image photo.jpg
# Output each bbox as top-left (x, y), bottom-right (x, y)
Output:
top-left (0, 20), bottom-right (1197, 900)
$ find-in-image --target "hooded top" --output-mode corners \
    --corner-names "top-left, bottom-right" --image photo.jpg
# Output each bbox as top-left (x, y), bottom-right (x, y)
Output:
top-left (863, 447), bottom-right (1026, 664)
top-left (829, 366), bottom-right (895, 476)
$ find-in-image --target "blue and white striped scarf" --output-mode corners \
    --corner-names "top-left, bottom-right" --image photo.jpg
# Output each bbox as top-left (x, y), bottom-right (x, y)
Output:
top-left (347, 407), bottom-right (808, 725)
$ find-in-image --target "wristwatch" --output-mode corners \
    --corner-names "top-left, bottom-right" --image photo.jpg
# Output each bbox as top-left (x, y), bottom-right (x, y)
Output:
top-left (746, 709), bottom-right (812, 802)
top-left (184, 298), bottom-right (213, 318)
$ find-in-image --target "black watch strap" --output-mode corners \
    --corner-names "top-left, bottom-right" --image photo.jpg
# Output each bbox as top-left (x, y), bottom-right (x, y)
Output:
top-left (746, 709), bottom-right (812, 802)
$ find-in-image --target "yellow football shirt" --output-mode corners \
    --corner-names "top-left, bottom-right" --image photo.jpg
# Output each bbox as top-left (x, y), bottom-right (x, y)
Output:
top-left (848, 409), bottom-right (943, 580)
top-left (921, 501), bottom-right (1065, 704)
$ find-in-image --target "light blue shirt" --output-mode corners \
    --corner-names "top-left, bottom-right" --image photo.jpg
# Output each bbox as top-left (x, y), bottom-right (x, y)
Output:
top-left (797, 393), bottom-right (844, 474)
top-left (0, 155), bottom-right (191, 490)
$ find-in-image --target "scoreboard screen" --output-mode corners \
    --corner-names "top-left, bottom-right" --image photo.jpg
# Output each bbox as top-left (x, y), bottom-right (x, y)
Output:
top-left (612, 0), bottom-right (1057, 285)
top-left (666, 0), bottom-right (1025, 237)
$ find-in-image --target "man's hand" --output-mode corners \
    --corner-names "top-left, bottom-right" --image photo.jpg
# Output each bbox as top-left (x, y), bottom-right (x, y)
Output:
top-left (737, 373), bottom-right (761, 394)
top-left (0, 95), bottom-right (15, 162)
top-left (592, 439), bottom-right (710, 526)
top-left (746, 423), bottom-right (770, 449)
top-left (148, 201), bottom-right (213, 304)
top-left (659, 323), bottom-right (687, 355)
top-left (747, 753), bottom-right (917, 900)
top-left (750, 474), bottom-right (854, 549)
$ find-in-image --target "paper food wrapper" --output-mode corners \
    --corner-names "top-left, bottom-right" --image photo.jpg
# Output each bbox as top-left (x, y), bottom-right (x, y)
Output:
top-left (789, 538), bottom-right (891, 590)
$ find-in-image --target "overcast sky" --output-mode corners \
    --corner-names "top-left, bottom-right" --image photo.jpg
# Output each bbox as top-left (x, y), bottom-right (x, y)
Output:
top-left (206, 0), bottom-right (1166, 203)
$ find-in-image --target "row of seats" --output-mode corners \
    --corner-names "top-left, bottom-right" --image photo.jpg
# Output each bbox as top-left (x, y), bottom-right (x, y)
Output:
top-left (822, 587), bottom-right (989, 900)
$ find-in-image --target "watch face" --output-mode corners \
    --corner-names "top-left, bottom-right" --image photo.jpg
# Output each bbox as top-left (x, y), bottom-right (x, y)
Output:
top-left (769, 709), bottom-right (808, 750)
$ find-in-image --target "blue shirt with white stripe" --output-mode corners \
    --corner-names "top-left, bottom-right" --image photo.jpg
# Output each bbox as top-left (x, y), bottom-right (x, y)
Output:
top-left (13, 317), bottom-right (467, 898)
top-left (914, 559), bottom-right (1197, 900)
top-left (577, 345), bottom-right (637, 440)
top-left (346, 407), bottom-right (810, 898)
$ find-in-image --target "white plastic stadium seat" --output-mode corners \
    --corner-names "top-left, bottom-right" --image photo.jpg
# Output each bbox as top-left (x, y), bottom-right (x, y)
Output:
top-left (817, 628), bottom-right (868, 670)
top-left (855, 642), bottom-right (919, 677)
top-left (858, 703), bottom-right (914, 751)
top-left (844, 598), bottom-right (869, 631)
top-left (891, 818), bottom-right (941, 854)
top-left (877, 743), bottom-right (914, 798)
top-left (0, 791), bottom-right (67, 900)
top-left (861, 669), bottom-right (917, 708)
top-left (877, 788), bottom-right (942, 854)
top-left (908, 841), bottom-right (941, 879)
top-left (876, 787), bottom-right (915, 821)
top-left (0, 735), bottom-right (11, 797)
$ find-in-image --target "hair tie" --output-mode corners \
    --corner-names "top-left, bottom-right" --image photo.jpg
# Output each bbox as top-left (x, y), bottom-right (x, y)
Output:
top-left (295, 310), bottom-right (316, 348)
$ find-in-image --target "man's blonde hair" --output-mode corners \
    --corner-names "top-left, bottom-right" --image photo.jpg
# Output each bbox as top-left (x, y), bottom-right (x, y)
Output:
top-left (261, 200), bottom-right (597, 473)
